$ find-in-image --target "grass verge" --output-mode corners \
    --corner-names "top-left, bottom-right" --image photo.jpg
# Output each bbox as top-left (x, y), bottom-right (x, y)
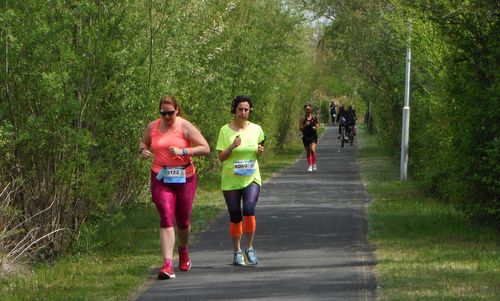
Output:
top-left (0, 141), bottom-right (304, 301)
top-left (357, 126), bottom-right (500, 300)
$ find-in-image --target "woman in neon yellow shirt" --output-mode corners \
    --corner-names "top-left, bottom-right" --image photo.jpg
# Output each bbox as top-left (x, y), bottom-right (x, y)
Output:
top-left (216, 96), bottom-right (265, 266)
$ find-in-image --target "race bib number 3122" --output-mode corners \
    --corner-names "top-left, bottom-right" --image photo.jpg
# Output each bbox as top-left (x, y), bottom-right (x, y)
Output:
top-left (156, 167), bottom-right (187, 183)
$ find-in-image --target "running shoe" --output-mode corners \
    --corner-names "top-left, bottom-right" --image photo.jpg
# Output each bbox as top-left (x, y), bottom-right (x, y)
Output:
top-left (312, 164), bottom-right (317, 171)
top-left (178, 247), bottom-right (192, 271)
top-left (244, 248), bottom-right (259, 266)
top-left (307, 165), bottom-right (313, 172)
top-left (158, 260), bottom-right (175, 280)
top-left (233, 250), bottom-right (245, 266)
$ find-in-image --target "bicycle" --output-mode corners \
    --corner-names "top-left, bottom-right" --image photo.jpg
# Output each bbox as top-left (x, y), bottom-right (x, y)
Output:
top-left (346, 124), bottom-right (354, 146)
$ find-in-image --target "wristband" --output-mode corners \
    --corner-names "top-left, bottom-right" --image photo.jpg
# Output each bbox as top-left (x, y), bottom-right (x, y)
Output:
top-left (182, 148), bottom-right (188, 156)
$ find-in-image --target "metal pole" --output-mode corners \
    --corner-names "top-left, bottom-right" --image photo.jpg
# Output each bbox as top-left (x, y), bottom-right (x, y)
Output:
top-left (400, 23), bottom-right (412, 181)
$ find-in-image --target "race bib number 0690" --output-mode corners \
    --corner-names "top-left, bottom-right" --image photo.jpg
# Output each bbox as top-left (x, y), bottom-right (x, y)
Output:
top-left (234, 160), bottom-right (256, 176)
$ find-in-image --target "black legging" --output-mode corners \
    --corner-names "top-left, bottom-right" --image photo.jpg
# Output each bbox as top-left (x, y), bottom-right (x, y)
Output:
top-left (223, 182), bottom-right (260, 223)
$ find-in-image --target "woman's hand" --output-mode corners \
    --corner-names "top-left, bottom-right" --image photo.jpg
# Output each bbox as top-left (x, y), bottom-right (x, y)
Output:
top-left (168, 146), bottom-right (183, 156)
top-left (231, 135), bottom-right (241, 150)
top-left (140, 148), bottom-right (152, 159)
top-left (257, 144), bottom-right (265, 156)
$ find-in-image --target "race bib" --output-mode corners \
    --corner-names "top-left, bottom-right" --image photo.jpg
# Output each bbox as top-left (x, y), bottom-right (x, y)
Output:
top-left (156, 167), bottom-right (186, 183)
top-left (234, 160), bottom-right (256, 176)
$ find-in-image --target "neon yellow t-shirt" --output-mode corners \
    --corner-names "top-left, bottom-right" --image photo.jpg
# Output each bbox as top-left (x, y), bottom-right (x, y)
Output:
top-left (216, 122), bottom-right (265, 191)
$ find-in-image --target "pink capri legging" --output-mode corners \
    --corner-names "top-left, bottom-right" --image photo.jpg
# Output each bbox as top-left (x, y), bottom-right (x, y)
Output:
top-left (150, 171), bottom-right (197, 229)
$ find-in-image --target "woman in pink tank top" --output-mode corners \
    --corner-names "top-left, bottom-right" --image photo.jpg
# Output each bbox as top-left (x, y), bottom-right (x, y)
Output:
top-left (139, 95), bottom-right (210, 280)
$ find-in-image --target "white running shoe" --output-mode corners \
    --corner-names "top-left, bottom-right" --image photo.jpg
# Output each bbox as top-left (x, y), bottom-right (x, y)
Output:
top-left (312, 164), bottom-right (317, 171)
top-left (307, 165), bottom-right (313, 172)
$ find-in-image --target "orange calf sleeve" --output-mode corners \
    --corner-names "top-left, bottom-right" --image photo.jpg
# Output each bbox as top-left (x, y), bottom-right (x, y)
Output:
top-left (242, 216), bottom-right (256, 233)
top-left (229, 222), bottom-right (242, 237)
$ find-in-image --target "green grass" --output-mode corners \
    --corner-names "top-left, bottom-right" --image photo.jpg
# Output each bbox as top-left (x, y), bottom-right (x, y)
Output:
top-left (0, 140), bottom-right (304, 301)
top-left (259, 143), bottom-right (304, 180)
top-left (357, 126), bottom-right (500, 300)
top-left (0, 190), bottom-right (224, 301)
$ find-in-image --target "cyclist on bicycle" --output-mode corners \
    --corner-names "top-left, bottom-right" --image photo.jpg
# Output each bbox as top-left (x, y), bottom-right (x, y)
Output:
top-left (337, 105), bottom-right (346, 139)
top-left (346, 106), bottom-right (357, 137)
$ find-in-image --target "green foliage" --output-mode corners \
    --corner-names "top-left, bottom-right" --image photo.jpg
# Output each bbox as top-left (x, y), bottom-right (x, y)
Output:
top-left (408, 0), bottom-right (499, 225)
top-left (319, 98), bottom-right (330, 123)
top-left (358, 127), bottom-right (500, 300)
top-left (0, 0), bottom-right (324, 263)
top-left (312, 0), bottom-right (500, 225)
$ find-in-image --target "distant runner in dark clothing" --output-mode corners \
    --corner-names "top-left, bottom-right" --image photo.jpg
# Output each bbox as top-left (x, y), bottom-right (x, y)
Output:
top-left (299, 104), bottom-right (320, 172)
top-left (329, 101), bottom-right (337, 125)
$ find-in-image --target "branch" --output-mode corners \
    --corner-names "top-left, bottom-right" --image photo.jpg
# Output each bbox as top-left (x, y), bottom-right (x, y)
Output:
top-left (8, 228), bottom-right (67, 264)
top-left (8, 199), bottom-right (56, 233)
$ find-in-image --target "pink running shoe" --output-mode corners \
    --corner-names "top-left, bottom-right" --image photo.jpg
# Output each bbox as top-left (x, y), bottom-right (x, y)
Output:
top-left (158, 259), bottom-right (175, 280)
top-left (178, 247), bottom-right (192, 272)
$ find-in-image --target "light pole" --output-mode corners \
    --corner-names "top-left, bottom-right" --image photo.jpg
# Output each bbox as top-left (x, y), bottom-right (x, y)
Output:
top-left (400, 22), bottom-right (412, 181)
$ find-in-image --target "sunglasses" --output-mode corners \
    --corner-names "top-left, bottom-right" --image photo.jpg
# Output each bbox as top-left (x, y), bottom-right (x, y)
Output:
top-left (159, 110), bottom-right (176, 117)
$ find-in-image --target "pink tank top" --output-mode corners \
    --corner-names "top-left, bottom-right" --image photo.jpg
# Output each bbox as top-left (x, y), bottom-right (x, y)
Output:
top-left (150, 118), bottom-right (195, 177)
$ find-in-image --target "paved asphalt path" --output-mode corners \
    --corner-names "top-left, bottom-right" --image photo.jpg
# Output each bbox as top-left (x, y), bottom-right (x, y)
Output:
top-left (134, 125), bottom-right (377, 301)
